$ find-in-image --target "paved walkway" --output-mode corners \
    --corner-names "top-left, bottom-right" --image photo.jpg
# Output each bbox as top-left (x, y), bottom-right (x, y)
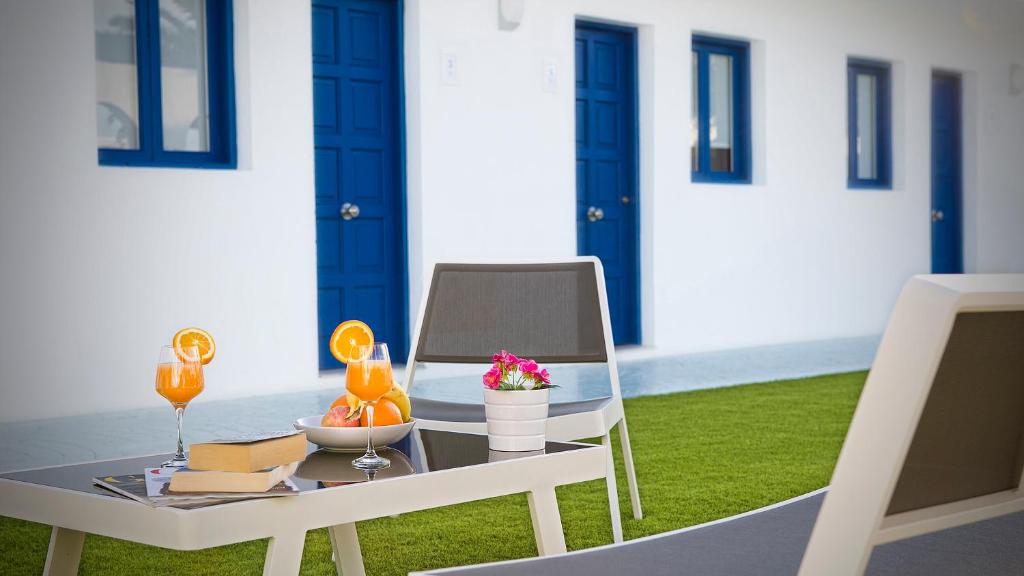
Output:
top-left (0, 336), bottom-right (877, 473)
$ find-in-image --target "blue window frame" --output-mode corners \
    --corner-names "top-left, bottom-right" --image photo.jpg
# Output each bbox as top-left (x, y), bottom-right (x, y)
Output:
top-left (96, 0), bottom-right (236, 168)
top-left (691, 35), bottom-right (751, 184)
top-left (847, 59), bottom-right (891, 188)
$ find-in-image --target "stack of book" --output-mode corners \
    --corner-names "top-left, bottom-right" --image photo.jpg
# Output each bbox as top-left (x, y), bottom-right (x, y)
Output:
top-left (94, 431), bottom-right (308, 509)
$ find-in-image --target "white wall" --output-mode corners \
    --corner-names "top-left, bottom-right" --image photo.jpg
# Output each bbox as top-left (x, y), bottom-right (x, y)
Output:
top-left (0, 0), bottom-right (321, 421)
top-left (408, 0), bottom-right (1024, 355)
top-left (1, 0), bottom-right (1023, 422)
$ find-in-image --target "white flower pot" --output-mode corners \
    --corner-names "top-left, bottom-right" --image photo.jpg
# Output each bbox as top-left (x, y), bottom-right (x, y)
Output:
top-left (484, 388), bottom-right (550, 452)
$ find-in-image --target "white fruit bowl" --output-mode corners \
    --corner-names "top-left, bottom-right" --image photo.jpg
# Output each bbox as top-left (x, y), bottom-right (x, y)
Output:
top-left (293, 416), bottom-right (416, 452)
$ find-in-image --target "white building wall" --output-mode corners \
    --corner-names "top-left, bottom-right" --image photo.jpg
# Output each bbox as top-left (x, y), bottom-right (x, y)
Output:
top-left (1, 0), bottom-right (1022, 422)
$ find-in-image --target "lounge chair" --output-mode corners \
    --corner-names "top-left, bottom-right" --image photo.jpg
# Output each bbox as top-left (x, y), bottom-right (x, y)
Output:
top-left (412, 274), bottom-right (1024, 576)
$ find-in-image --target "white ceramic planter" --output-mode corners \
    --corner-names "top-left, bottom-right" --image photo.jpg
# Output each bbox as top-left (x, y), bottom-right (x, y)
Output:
top-left (484, 388), bottom-right (550, 451)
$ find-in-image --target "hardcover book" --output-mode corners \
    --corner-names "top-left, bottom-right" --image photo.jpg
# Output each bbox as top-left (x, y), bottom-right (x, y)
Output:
top-left (168, 461), bottom-right (300, 493)
top-left (187, 431), bottom-right (307, 473)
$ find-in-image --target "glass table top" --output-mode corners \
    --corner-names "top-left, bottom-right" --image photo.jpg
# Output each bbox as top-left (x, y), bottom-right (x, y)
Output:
top-left (0, 430), bottom-right (595, 500)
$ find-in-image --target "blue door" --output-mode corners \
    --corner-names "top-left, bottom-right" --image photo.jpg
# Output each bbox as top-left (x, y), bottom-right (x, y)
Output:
top-left (575, 22), bottom-right (640, 346)
top-left (313, 0), bottom-right (407, 368)
top-left (931, 72), bottom-right (963, 274)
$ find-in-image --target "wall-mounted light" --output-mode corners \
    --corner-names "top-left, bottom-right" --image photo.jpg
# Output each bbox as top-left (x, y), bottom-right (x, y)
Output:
top-left (499, 0), bottom-right (524, 31)
top-left (1011, 64), bottom-right (1024, 97)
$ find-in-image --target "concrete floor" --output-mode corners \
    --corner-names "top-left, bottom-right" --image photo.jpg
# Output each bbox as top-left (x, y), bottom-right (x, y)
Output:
top-left (0, 335), bottom-right (877, 473)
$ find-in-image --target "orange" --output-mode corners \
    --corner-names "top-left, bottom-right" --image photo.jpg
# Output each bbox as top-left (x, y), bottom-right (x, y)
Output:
top-left (360, 398), bottom-right (403, 427)
top-left (329, 320), bottom-right (373, 364)
top-left (173, 327), bottom-right (216, 365)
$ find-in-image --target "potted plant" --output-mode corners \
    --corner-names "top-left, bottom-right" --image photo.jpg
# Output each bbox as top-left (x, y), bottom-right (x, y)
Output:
top-left (482, 351), bottom-right (555, 451)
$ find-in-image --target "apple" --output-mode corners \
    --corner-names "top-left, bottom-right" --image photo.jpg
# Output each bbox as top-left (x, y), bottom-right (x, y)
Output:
top-left (321, 405), bottom-right (360, 427)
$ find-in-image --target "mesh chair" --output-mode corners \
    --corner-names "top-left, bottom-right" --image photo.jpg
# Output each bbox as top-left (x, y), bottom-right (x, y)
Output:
top-left (403, 258), bottom-right (642, 541)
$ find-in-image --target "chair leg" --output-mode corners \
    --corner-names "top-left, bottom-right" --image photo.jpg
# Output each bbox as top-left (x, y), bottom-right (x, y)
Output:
top-left (618, 417), bottom-right (643, 520)
top-left (602, 433), bottom-right (624, 543)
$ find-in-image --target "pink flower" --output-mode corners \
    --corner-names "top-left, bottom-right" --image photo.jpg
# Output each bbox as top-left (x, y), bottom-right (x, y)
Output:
top-left (485, 351), bottom-right (553, 389)
top-left (492, 350), bottom-right (520, 369)
top-left (519, 359), bottom-right (539, 374)
top-left (482, 367), bottom-right (502, 389)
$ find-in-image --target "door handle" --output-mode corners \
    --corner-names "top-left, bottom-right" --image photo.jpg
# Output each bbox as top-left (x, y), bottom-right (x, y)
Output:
top-left (341, 203), bottom-right (361, 221)
top-left (931, 209), bottom-right (944, 223)
top-left (586, 206), bottom-right (604, 222)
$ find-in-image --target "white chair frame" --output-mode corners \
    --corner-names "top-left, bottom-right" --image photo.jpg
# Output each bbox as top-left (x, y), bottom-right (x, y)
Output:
top-left (799, 274), bottom-right (1024, 575)
top-left (401, 256), bottom-right (642, 542)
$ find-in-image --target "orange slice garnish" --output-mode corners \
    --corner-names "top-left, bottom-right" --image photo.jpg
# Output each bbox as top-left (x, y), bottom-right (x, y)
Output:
top-left (173, 327), bottom-right (216, 365)
top-left (330, 320), bottom-right (373, 364)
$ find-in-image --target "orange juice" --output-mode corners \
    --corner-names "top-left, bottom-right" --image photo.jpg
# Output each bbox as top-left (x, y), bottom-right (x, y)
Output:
top-left (346, 361), bottom-right (392, 402)
top-left (156, 362), bottom-right (205, 407)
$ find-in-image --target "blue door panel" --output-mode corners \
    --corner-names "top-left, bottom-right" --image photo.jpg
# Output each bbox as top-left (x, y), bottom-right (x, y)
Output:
top-left (313, 0), bottom-right (406, 369)
top-left (312, 7), bottom-right (337, 62)
top-left (931, 73), bottom-right (962, 274)
top-left (575, 22), bottom-right (639, 346)
top-left (313, 79), bottom-right (339, 130)
top-left (314, 148), bottom-right (340, 200)
top-left (575, 40), bottom-right (587, 85)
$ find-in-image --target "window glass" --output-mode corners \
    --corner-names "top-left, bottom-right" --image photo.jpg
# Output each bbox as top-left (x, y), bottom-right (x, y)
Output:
top-left (691, 35), bottom-right (749, 183)
top-left (95, 0), bottom-right (140, 149)
top-left (856, 73), bottom-right (877, 179)
top-left (709, 53), bottom-right (733, 172)
top-left (159, 0), bottom-right (209, 152)
top-left (691, 51), bottom-right (698, 170)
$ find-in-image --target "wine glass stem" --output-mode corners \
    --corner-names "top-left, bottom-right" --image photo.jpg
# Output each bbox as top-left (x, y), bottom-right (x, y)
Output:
top-left (175, 407), bottom-right (186, 461)
top-left (364, 403), bottom-right (376, 458)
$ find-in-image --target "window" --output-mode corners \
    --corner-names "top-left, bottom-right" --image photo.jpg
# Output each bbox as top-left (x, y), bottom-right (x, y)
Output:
top-left (95, 0), bottom-right (235, 168)
top-left (847, 59), bottom-right (891, 188)
top-left (691, 35), bottom-right (751, 183)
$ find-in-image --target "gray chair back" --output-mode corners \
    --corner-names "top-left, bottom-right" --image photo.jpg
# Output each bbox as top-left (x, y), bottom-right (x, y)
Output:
top-left (412, 261), bottom-right (609, 364)
top-left (887, 310), bottom-right (1024, 515)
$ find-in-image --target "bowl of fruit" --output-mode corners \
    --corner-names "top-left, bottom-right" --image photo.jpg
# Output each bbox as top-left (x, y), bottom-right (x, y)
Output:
top-left (294, 385), bottom-right (415, 452)
top-left (294, 320), bottom-right (416, 452)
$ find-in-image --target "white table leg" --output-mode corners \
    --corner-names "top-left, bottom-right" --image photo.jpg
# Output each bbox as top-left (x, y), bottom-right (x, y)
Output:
top-left (263, 531), bottom-right (306, 576)
top-left (527, 487), bottom-right (567, 556)
top-left (43, 526), bottom-right (84, 576)
top-left (328, 523), bottom-right (365, 576)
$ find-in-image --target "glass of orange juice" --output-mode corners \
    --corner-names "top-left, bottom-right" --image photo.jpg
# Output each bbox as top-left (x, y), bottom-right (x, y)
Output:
top-left (155, 344), bottom-right (204, 468)
top-left (347, 342), bottom-right (392, 470)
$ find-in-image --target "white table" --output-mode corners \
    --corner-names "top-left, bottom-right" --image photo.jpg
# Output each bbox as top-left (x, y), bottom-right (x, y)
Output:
top-left (0, 429), bottom-right (607, 575)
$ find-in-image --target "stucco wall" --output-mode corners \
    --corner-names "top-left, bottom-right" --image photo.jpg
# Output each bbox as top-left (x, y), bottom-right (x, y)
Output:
top-left (1, 0), bottom-right (1022, 421)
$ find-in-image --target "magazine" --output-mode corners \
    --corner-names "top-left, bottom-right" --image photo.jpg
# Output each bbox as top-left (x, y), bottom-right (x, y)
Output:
top-left (93, 467), bottom-right (299, 509)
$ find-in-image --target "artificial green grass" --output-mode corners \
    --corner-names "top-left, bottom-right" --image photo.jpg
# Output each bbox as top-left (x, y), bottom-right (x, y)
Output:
top-left (0, 371), bottom-right (866, 575)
